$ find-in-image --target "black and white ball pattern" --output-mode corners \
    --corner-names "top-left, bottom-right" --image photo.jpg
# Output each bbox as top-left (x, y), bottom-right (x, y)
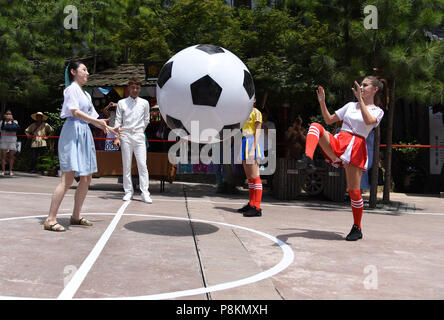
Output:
top-left (156, 44), bottom-right (255, 143)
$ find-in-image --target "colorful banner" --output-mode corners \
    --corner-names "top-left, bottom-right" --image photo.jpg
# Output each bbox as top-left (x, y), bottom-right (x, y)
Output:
top-left (98, 87), bottom-right (112, 95)
top-left (113, 87), bottom-right (124, 98)
top-left (92, 87), bottom-right (105, 98)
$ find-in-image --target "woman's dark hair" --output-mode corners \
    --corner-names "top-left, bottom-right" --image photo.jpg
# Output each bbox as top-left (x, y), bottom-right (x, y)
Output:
top-left (65, 61), bottom-right (83, 82)
top-left (1, 110), bottom-right (17, 131)
top-left (364, 76), bottom-right (387, 108)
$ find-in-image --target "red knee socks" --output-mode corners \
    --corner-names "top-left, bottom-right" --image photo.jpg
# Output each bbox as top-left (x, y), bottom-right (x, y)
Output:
top-left (248, 179), bottom-right (255, 207)
top-left (349, 189), bottom-right (364, 229)
top-left (253, 177), bottom-right (262, 209)
top-left (305, 123), bottom-right (325, 159)
top-left (248, 177), bottom-right (263, 209)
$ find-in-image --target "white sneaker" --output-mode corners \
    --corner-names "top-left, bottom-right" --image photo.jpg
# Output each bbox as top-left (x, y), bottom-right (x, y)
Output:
top-left (141, 193), bottom-right (152, 204)
top-left (123, 193), bottom-right (133, 201)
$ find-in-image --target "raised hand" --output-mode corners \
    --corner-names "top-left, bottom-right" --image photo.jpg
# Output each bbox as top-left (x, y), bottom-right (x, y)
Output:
top-left (316, 86), bottom-right (325, 103)
top-left (351, 81), bottom-right (363, 101)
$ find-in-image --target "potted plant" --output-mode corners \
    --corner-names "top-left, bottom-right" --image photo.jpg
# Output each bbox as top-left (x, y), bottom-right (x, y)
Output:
top-left (36, 150), bottom-right (60, 176)
top-left (392, 140), bottom-right (424, 192)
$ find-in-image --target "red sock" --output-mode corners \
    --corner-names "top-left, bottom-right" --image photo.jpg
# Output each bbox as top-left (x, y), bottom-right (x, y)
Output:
top-left (253, 177), bottom-right (262, 209)
top-left (305, 123), bottom-right (325, 159)
top-left (248, 179), bottom-right (255, 207)
top-left (349, 189), bottom-right (364, 229)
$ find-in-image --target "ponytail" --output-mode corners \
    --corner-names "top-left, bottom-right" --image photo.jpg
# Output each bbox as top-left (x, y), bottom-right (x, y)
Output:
top-left (364, 76), bottom-right (387, 109)
top-left (64, 61), bottom-right (82, 87)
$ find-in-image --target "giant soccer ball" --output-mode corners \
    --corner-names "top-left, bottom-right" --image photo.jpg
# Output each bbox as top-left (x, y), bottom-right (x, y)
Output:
top-left (156, 44), bottom-right (255, 144)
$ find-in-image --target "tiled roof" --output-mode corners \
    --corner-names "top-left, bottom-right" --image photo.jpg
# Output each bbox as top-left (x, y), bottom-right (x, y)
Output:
top-left (85, 64), bottom-right (157, 87)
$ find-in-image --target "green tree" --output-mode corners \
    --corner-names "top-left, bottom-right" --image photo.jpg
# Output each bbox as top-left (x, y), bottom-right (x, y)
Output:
top-left (281, 0), bottom-right (443, 202)
top-left (356, 0), bottom-right (444, 202)
top-left (0, 1), bottom-right (48, 110)
top-left (0, 0), bottom-right (129, 114)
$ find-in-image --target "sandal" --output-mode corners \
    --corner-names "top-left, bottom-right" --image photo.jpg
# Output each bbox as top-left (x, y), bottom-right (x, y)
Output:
top-left (44, 221), bottom-right (66, 232)
top-left (70, 217), bottom-right (93, 226)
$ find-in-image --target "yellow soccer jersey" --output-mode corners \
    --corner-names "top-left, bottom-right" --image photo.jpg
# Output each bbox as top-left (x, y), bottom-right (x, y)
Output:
top-left (242, 108), bottom-right (262, 136)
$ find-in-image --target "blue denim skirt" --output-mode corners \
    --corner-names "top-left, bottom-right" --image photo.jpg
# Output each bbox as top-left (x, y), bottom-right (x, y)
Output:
top-left (58, 118), bottom-right (97, 177)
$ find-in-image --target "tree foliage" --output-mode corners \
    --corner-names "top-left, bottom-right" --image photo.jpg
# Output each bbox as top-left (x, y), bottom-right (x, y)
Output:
top-left (1, 0), bottom-right (442, 119)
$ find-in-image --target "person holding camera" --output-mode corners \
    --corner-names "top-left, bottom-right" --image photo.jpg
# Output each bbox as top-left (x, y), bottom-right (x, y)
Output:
top-left (1, 110), bottom-right (20, 176)
top-left (103, 102), bottom-right (120, 151)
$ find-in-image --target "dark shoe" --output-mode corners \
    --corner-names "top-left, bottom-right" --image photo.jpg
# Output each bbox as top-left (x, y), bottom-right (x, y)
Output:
top-left (345, 224), bottom-right (363, 241)
top-left (237, 203), bottom-right (252, 213)
top-left (296, 153), bottom-right (316, 173)
top-left (243, 206), bottom-right (262, 217)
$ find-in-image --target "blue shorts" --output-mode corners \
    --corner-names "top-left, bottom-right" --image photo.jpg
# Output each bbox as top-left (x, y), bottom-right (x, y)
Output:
top-left (240, 135), bottom-right (264, 161)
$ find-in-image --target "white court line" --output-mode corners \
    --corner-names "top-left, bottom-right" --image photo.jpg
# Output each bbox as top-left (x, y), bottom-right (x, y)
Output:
top-left (0, 213), bottom-right (294, 300)
top-left (56, 200), bottom-right (131, 300)
top-left (0, 190), bottom-right (443, 216)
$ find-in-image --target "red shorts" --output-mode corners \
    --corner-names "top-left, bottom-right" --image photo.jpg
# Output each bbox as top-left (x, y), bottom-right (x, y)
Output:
top-left (319, 131), bottom-right (368, 171)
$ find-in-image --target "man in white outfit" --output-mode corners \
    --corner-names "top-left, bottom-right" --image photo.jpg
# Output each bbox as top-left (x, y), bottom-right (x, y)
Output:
top-left (114, 77), bottom-right (152, 203)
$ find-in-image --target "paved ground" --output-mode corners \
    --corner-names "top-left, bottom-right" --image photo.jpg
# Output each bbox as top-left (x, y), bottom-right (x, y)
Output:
top-left (0, 172), bottom-right (443, 300)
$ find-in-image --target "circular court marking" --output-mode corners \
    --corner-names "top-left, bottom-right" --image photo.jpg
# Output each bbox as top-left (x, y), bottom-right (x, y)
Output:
top-left (0, 213), bottom-right (294, 300)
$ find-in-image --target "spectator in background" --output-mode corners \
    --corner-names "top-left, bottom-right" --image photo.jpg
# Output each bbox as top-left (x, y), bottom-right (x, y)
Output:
top-left (262, 111), bottom-right (276, 157)
top-left (25, 112), bottom-right (54, 173)
top-left (103, 102), bottom-right (120, 151)
top-left (1, 110), bottom-right (20, 176)
top-left (261, 110), bottom-right (276, 188)
top-left (284, 116), bottom-right (306, 160)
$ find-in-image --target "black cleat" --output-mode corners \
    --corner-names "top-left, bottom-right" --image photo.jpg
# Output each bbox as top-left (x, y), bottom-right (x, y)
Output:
top-left (237, 203), bottom-right (252, 213)
top-left (296, 153), bottom-right (316, 173)
top-left (243, 206), bottom-right (262, 217)
top-left (345, 224), bottom-right (363, 241)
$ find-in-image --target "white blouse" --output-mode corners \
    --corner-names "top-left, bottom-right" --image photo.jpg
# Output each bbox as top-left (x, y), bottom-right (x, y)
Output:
top-left (335, 102), bottom-right (384, 138)
top-left (60, 82), bottom-right (99, 120)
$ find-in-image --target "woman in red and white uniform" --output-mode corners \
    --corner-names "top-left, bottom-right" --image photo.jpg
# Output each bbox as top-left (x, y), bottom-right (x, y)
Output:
top-left (297, 76), bottom-right (384, 241)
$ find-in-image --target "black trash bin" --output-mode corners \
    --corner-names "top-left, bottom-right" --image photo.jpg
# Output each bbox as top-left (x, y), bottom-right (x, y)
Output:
top-left (322, 162), bottom-right (347, 202)
top-left (272, 158), bottom-right (305, 200)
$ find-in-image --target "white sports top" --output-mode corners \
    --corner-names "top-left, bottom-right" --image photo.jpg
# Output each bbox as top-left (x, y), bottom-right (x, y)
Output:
top-left (335, 102), bottom-right (384, 138)
top-left (60, 82), bottom-right (99, 120)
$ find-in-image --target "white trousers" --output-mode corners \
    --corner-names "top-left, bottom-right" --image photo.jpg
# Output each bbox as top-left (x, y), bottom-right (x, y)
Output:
top-left (120, 133), bottom-right (149, 195)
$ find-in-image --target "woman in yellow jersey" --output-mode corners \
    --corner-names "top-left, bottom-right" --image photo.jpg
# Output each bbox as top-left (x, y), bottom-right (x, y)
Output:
top-left (237, 104), bottom-right (264, 217)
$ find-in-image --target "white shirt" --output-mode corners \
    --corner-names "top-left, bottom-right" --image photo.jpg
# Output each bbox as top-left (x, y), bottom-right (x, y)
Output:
top-left (114, 96), bottom-right (150, 132)
top-left (60, 82), bottom-right (99, 119)
top-left (335, 102), bottom-right (384, 138)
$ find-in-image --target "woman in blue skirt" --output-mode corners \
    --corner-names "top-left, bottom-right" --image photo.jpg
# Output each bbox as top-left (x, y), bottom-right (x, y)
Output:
top-left (44, 61), bottom-right (121, 232)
